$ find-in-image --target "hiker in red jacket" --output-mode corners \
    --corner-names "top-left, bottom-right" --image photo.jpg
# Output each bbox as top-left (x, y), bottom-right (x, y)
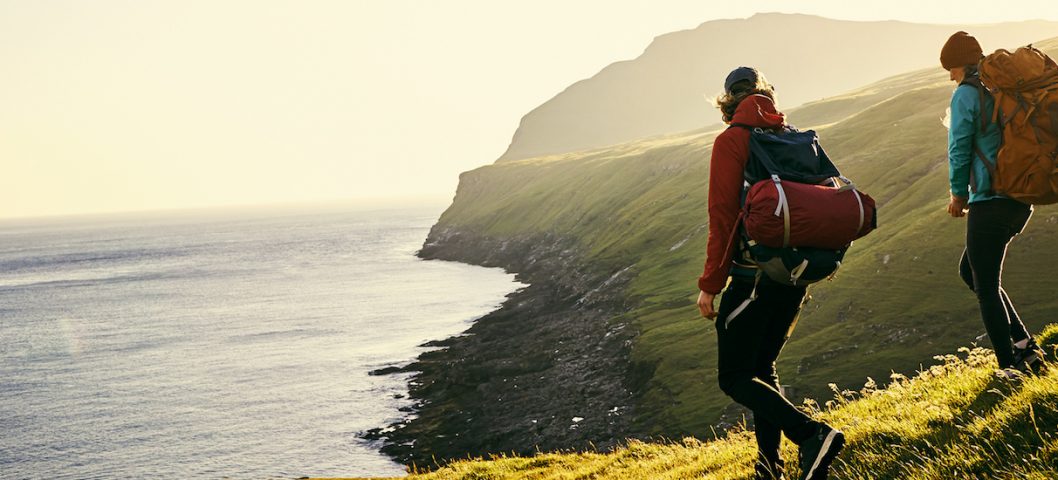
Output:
top-left (696, 67), bottom-right (843, 480)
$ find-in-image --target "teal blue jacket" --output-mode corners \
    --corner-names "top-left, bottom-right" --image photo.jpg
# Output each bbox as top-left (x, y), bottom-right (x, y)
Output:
top-left (948, 81), bottom-right (1002, 203)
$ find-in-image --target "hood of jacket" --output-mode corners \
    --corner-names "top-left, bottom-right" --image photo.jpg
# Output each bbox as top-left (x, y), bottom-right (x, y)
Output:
top-left (730, 94), bottom-right (785, 129)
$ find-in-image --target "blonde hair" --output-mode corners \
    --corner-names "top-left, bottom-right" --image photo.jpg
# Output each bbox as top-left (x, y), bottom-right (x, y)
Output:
top-left (714, 74), bottom-right (777, 123)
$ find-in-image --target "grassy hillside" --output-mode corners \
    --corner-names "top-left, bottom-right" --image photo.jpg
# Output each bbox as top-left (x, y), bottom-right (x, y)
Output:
top-left (398, 36), bottom-right (1058, 463)
top-left (348, 326), bottom-right (1058, 479)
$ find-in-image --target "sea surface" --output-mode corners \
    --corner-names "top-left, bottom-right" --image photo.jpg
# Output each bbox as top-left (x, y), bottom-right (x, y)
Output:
top-left (0, 203), bottom-right (522, 479)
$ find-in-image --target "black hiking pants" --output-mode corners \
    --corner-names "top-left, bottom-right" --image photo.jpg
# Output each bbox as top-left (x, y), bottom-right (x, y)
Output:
top-left (714, 277), bottom-right (816, 473)
top-left (959, 197), bottom-right (1033, 368)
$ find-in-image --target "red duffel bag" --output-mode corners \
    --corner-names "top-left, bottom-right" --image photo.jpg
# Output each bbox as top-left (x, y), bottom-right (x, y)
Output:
top-left (743, 178), bottom-right (877, 249)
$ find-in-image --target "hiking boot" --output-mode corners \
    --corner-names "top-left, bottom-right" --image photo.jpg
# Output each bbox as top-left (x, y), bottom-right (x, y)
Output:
top-left (1013, 339), bottom-right (1047, 375)
top-left (754, 457), bottom-right (785, 480)
top-left (797, 423), bottom-right (844, 480)
top-left (995, 367), bottom-right (1025, 380)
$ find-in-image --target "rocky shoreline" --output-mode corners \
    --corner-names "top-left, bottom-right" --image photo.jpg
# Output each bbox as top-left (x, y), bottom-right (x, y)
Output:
top-left (362, 226), bottom-right (642, 469)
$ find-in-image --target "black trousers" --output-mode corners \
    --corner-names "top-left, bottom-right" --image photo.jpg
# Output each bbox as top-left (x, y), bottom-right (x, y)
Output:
top-left (714, 277), bottom-right (815, 470)
top-left (959, 197), bottom-right (1033, 368)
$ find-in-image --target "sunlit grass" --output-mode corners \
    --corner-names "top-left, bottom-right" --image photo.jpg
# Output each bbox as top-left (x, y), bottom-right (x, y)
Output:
top-left (342, 325), bottom-right (1058, 480)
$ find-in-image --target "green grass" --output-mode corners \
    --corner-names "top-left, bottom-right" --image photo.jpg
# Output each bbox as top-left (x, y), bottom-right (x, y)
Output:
top-left (344, 325), bottom-right (1058, 479)
top-left (419, 36), bottom-right (1058, 456)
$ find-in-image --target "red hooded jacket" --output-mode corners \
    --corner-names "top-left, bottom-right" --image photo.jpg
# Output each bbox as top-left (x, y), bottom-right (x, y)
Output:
top-left (697, 94), bottom-right (785, 294)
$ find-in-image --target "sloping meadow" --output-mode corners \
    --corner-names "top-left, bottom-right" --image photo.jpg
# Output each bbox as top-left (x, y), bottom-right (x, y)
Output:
top-left (428, 37), bottom-right (1058, 445)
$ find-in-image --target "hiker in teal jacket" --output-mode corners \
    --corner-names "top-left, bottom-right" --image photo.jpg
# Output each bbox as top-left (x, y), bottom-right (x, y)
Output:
top-left (947, 69), bottom-right (1001, 205)
top-left (941, 31), bottom-right (1046, 377)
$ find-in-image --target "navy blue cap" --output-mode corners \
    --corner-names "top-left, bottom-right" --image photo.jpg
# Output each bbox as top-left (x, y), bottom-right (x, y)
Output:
top-left (724, 66), bottom-right (760, 94)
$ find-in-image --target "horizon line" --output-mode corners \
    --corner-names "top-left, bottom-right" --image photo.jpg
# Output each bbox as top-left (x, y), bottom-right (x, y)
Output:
top-left (0, 194), bottom-right (455, 224)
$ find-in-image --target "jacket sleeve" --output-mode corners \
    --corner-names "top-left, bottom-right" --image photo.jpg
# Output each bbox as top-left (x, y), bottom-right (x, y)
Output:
top-left (948, 86), bottom-right (977, 199)
top-left (698, 130), bottom-right (747, 294)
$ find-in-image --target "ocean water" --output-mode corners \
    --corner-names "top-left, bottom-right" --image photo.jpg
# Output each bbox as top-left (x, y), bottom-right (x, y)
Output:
top-left (0, 204), bottom-right (522, 479)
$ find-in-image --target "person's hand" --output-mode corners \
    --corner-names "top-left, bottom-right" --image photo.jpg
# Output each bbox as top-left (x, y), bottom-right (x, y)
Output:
top-left (947, 194), bottom-right (968, 218)
top-left (697, 290), bottom-right (717, 319)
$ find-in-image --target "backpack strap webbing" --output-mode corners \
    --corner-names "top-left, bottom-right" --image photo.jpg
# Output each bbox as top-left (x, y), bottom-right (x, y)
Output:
top-left (960, 75), bottom-right (992, 133)
top-left (977, 82), bottom-right (989, 133)
top-left (960, 75), bottom-right (997, 195)
top-left (724, 269), bottom-right (762, 329)
top-left (1050, 103), bottom-right (1058, 135)
top-left (972, 144), bottom-right (997, 196)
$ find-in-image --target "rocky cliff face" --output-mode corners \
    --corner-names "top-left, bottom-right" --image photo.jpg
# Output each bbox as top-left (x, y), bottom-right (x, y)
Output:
top-left (365, 226), bottom-right (644, 468)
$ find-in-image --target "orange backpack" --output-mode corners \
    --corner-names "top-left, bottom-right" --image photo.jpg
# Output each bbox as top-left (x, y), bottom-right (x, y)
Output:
top-left (979, 46), bottom-right (1058, 204)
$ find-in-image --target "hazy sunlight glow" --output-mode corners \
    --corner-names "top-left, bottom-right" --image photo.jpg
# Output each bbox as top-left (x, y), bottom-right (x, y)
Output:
top-left (3, 0), bottom-right (1056, 218)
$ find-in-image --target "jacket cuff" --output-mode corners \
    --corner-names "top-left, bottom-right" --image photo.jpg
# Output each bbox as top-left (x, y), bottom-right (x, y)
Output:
top-left (697, 276), bottom-right (723, 295)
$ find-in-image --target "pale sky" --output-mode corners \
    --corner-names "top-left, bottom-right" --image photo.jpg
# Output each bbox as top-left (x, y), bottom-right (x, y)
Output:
top-left (3, 0), bottom-right (1058, 219)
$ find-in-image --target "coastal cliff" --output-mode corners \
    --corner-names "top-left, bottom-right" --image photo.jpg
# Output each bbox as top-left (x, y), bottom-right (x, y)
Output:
top-left (365, 227), bottom-right (642, 467)
top-left (365, 36), bottom-right (1058, 471)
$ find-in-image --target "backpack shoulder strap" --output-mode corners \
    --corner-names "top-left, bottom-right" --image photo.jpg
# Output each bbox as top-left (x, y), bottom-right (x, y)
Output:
top-left (960, 76), bottom-right (992, 133)
top-left (960, 75), bottom-right (998, 195)
top-left (970, 144), bottom-right (996, 196)
top-left (730, 122), bottom-right (791, 133)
